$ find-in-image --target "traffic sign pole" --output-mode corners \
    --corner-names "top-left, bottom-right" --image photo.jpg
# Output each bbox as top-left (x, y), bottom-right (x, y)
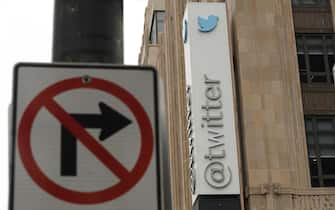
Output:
top-left (52, 0), bottom-right (123, 63)
top-left (52, 0), bottom-right (125, 179)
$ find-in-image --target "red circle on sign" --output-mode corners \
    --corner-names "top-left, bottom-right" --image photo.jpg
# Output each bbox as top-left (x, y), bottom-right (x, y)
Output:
top-left (18, 77), bottom-right (154, 204)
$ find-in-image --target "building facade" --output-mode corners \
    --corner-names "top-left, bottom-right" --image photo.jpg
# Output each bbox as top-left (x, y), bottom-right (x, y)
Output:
top-left (139, 0), bottom-right (335, 210)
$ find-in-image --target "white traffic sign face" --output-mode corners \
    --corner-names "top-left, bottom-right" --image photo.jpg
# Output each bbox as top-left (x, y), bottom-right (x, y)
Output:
top-left (10, 63), bottom-right (160, 210)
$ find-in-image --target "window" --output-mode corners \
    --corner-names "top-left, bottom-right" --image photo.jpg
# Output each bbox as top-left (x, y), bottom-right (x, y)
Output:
top-left (296, 34), bottom-right (335, 85)
top-left (149, 11), bottom-right (165, 44)
top-left (292, 0), bottom-right (330, 7)
top-left (305, 116), bottom-right (335, 187)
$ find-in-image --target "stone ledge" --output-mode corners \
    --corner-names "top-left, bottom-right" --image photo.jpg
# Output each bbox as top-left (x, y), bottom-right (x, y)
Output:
top-left (247, 183), bottom-right (335, 196)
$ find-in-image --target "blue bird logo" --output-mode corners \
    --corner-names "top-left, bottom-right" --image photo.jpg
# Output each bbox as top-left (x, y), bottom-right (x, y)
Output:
top-left (198, 15), bottom-right (219, 33)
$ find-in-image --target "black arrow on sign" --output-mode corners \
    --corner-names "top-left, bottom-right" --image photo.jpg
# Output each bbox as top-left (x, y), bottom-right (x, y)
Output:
top-left (61, 102), bottom-right (132, 176)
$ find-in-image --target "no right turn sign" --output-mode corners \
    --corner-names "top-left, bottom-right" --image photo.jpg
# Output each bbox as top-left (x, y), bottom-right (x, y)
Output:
top-left (10, 63), bottom-right (167, 210)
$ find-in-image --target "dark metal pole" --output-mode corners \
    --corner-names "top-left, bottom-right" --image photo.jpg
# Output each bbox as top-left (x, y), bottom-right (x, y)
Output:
top-left (52, 0), bottom-right (123, 180)
top-left (52, 0), bottom-right (123, 63)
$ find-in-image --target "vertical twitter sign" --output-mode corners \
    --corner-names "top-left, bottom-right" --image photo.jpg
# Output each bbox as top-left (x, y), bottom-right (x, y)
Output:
top-left (183, 2), bottom-right (241, 205)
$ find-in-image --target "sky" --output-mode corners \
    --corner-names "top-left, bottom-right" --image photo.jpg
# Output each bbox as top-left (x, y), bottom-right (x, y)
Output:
top-left (0, 0), bottom-right (148, 208)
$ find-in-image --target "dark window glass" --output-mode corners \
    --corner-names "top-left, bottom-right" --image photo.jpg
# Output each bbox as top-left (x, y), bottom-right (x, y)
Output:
top-left (300, 73), bottom-right (308, 83)
top-left (305, 116), bottom-right (335, 187)
top-left (309, 158), bottom-right (318, 176)
top-left (149, 19), bottom-right (157, 44)
top-left (327, 37), bottom-right (335, 72)
top-left (322, 158), bottom-right (335, 175)
top-left (319, 133), bottom-right (335, 156)
top-left (323, 179), bottom-right (335, 187)
top-left (309, 54), bottom-right (326, 72)
top-left (292, 0), bottom-right (330, 7)
top-left (317, 118), bottom-right (333, 131)
top-left (298, 54), bottom-right (307, 70)
top-left (156, 12), bottom-right (165, 33)
top-left (306, 119), bottom-right (313, 131)
top-left (311, 75), bottom-right (327, 83)
top-left (296, 34), bottom-right (335, 85)
top-left (307, 134), bottom-right (316, 157)
top-left (311, 178), bottom-right (320, 187)
top-left (328, 55), bottom-right (334, 69)
top-left (149, 11), bottom-right (165, 44)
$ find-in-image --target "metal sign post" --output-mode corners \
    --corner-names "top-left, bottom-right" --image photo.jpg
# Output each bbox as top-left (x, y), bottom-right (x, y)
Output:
top-left (53, 0), bottom-right (123, 63)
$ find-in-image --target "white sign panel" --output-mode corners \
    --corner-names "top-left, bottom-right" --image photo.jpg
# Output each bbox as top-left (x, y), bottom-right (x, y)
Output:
top-left (10, 63), bottom-right (161, 210)
top-left (183, 3), bottom-right (241, 202)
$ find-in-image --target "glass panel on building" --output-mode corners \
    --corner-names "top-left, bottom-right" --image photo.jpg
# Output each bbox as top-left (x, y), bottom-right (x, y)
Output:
top-left (149, 11), bottom-right (165, 44)
top-left (311, 178), bottom-right (321, 187)
top-left (296, 34), bottom-right (335, 85)
top-left (307, 134), bottom-right (316, 157)
top-left (317, 118), bottom-right (333, 131)
top-left (305, 116), bottom-right (335, 187)
top-left (322, 158), bottom-right (335, 175)
top-left (323, 179), bottom-right (335, 187)
top-left (309, 159), bottom-right (318, 176)
top-left (292, 0), bottom-right (330, 7)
